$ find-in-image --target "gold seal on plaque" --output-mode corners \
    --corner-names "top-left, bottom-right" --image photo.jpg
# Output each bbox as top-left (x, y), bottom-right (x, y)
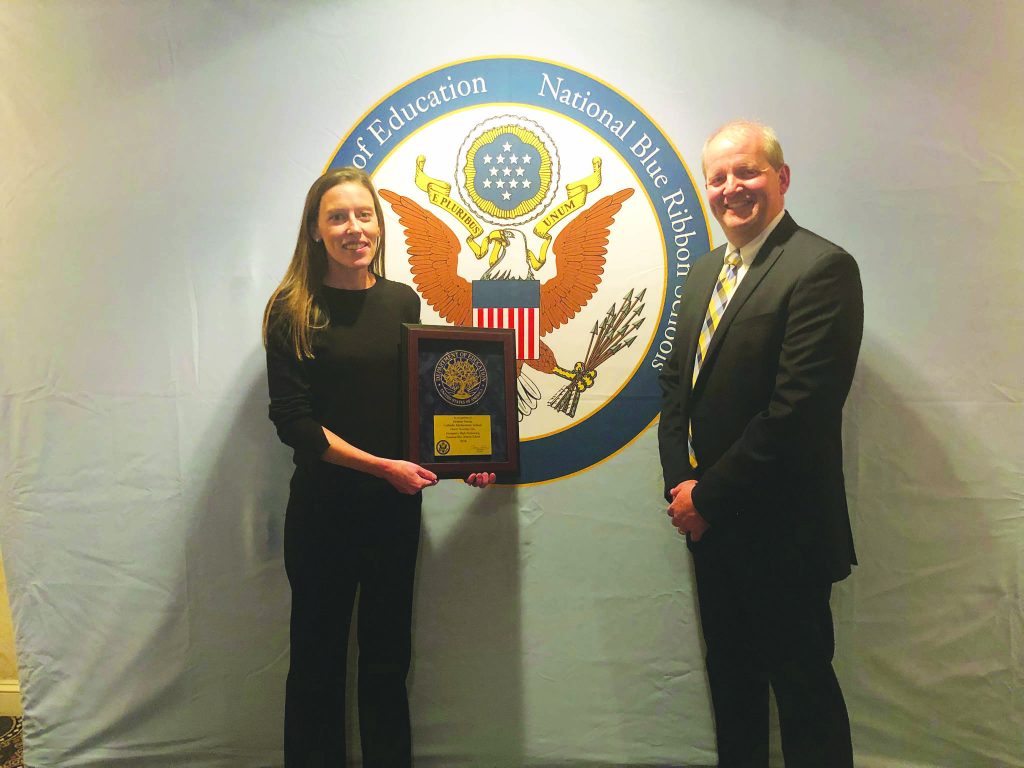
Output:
top-left (433, 349), bottom-right (488, 407)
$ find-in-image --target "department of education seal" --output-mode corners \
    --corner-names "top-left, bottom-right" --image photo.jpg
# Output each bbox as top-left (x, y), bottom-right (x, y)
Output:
top-left (434, 349), bottom-right (488, 407)
top-left (328, 57), bottom-right (711, 484)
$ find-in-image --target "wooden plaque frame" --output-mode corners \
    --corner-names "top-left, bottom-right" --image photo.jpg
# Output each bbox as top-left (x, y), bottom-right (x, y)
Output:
top-left (401, 323), bottom-right (520, 480)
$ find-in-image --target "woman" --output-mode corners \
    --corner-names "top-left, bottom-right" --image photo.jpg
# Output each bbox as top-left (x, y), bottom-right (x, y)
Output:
top-left (263, 167), bottom-right (493, 767)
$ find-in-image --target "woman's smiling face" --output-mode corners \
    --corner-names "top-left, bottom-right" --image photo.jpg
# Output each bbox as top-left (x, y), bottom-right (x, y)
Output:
top-left (315, 181), bottom-right (380, 287)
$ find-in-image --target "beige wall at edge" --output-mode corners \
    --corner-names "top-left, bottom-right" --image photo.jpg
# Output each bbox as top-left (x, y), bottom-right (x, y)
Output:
top-left (0, 553), bottom-right (19, 683)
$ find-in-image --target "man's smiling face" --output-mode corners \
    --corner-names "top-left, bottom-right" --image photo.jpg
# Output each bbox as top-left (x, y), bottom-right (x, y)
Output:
top-left (703, 127), bottom-right (790, 248)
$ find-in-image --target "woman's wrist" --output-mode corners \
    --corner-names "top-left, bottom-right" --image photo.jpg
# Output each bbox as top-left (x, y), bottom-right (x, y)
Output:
top-left (370, 456), bottom-right (396, 481)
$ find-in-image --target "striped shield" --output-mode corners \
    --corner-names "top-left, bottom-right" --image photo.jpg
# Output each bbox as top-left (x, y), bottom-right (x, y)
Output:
top-left (472, 279), bottom-right (541, 361)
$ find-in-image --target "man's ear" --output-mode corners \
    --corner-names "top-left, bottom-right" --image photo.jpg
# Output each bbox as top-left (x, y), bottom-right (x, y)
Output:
top-left (778, 163), bottom-right (791, 195)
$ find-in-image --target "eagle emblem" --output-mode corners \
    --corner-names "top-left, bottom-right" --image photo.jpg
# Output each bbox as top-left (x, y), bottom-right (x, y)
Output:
top-left (380, 116), bottom-right (642, 420)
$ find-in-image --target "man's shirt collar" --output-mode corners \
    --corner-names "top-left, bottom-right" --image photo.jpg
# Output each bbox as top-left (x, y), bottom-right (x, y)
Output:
top-left (725, 208), bottom-right (786, 266)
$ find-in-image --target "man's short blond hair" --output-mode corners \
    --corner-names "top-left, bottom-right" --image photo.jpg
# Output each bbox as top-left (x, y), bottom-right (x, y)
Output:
top-left (701, 120), bottom-right (785, 176)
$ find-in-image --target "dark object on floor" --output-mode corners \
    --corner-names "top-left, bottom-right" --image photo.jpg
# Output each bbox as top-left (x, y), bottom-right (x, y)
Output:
top-left (0, 716), bottom-right (23, 768)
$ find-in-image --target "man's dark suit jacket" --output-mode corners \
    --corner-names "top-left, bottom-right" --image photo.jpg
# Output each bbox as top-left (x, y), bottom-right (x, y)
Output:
top-left (658, 212), bottom-right (863, 583)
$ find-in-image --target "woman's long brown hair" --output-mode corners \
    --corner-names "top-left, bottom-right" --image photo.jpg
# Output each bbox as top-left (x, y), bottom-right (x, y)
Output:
top-left (262, 167), bottom-right (387, 359)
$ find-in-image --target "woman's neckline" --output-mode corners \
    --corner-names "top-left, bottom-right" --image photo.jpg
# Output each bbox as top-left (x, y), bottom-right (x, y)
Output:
top-left (321, 273), bottom-right (379, 292)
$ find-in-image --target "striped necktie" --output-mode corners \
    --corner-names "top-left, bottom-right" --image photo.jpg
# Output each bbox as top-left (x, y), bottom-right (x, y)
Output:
top-left (688, 249), bottom-right (743, 468)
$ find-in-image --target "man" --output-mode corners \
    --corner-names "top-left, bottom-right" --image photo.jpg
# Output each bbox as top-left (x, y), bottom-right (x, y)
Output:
top-left (658, 121), bottom-right (863, 767)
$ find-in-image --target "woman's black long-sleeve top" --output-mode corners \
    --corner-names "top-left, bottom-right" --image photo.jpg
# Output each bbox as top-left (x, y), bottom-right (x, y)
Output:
top-left (266, 279), bottom-right (421, 481)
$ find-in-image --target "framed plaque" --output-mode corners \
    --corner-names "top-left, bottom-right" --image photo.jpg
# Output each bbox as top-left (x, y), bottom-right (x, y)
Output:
top-left (401, 323), bottom-right (520, 479)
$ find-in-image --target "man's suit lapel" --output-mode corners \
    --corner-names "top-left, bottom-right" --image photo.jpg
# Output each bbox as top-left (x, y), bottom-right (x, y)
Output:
top-left (695, 213), bottom-right (799, 387)
top-left (680, 244), bottom-right (728, 388)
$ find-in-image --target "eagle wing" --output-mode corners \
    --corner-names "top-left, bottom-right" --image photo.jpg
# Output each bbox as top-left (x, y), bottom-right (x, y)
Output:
top-left (379, 189), bottom-right (472, 326)
top-left (539, 188), bottom-right (635, 336)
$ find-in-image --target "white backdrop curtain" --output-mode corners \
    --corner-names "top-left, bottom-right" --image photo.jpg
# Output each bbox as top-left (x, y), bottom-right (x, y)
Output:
top-left (1, 2), bottom-right (1021, 766)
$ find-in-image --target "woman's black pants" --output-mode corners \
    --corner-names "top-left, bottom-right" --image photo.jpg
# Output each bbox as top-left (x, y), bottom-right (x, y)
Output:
top-left (283, 473), bottom-right (422, 768)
